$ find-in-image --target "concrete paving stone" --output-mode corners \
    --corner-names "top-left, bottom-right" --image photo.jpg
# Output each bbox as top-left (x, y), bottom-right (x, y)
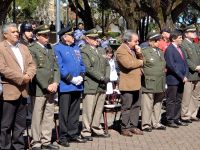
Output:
top-left (26, 110), bottom-right (200, 150)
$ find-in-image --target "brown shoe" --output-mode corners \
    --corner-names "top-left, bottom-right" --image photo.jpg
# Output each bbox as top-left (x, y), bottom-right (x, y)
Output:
top-left (129, 128), bottom-right (143, 135)
top-left (121, 129), bottom-right (133, 137)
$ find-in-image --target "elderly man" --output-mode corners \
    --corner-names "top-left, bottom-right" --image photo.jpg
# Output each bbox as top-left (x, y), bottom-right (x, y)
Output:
top-left (81, 29), bottom-right (110, 140)
top-left (181, 25), bottom-right (200, 123)
top-left (141, 31), bottom-right (166, 132)
top-left (0, 23), bottom-right (36, 150)
top-left (116, 30), bottom-right (144, 137)
top-left (54, 26), bottom-right (86, 147)
top-left (29, 25), bottom-right (60, 150)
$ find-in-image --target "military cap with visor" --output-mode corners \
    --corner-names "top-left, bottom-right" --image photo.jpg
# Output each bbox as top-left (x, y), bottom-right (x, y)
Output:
top-left (147, 31), bottom-right (161, 41)
top-left (85, 28), bottom-right (99, 38)
top-left (34, 25), bottom-right (50, 35)
top-left (184, 25), bottom-right (197, 33)
top-left (57, 26), bottom-right (73, 37)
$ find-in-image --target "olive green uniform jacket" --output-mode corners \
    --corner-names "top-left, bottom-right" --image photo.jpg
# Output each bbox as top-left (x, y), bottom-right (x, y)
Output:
top-left (181, 39), bottom-right (200, 81)
top-left (28, 42), bottom-right (60, 96)
top-left (141, 47), bottom-right (166, 93)
top-left (81, 44), bottom-right (110, 94)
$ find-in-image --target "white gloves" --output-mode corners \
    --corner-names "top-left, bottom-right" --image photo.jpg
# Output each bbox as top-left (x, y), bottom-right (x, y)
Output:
top-left (76, 76), bottom-right (83, 85)
top-left (71, 76), bottom-right (83, 85)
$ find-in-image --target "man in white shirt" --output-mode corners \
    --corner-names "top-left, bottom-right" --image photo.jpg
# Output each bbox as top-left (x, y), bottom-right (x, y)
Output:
top-left (0, 22), bottom-right (36, 150)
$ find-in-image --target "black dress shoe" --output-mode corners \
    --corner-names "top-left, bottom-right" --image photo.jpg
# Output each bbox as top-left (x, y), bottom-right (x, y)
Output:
top-left (166, 122), bottom-right (179, 128)
top-left (93, 133), bottom-right (110, 138)
top-left (41, 144), bottom-right (59, 150)
top-left (70, 136), bottom-right (87, 143)
top-left (181, 119), bottom-right (192, 123)
top-left (32, 147), bottom-right (41, 150)
top-left (174, 120), bottom-right (188, 126)
top-left (57, 141), bottom-right (70, 147)
top-left (83, 136), bottom-right (93, 141)
top-left (142, 127), bottom-right (152, 132)
top-left (153, 125), bottom-right (166, 130)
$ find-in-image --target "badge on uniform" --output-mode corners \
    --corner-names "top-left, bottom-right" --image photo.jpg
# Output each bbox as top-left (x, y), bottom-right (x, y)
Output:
top-left (74, 50), bottom-right (81, 60)
top-left (150, 58), bottom-right (154, 61)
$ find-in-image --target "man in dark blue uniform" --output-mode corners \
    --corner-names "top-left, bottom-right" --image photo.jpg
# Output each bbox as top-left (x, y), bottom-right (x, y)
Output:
top-left (54, 26), bottom-right (86, 147)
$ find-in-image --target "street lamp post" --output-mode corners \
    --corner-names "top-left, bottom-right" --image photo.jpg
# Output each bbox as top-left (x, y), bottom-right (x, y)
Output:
top-left (56, 0), bottom-right (61, 42)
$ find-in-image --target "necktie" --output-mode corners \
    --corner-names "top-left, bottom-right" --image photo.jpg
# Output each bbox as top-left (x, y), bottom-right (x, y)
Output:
top-left (154, 48), bottom-right (160, 57)
top-left (44, 44), bottom-right (49, 53)
top-left (177, 46), bottom-right (184, 60)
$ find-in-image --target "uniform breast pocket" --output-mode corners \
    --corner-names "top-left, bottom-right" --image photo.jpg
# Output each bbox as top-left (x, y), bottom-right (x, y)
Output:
top-left (145, 76), bottom-right (156, 90)
top-left (38, 56), bottom-right (45, 68)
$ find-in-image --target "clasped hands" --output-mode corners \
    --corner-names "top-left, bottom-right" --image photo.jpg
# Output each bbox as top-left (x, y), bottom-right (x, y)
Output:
top-left (195, 66), bottom-right (200, 73)
top-left (71, 76), bottom-right (83, 85)
top-left (47, 82), bottom-right (58, 93)
top-left (22, 74), bottom-right (31, 84)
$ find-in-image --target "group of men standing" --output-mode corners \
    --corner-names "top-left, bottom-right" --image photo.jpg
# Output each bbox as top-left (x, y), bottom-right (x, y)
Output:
top-left (0, 20), bottom-right (200, 150)
top-left (116, 26), bottom-right (200, 136)
top-left (0, 22), bottom-right (110, 150)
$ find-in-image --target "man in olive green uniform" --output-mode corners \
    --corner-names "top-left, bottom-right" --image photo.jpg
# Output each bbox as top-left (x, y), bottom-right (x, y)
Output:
top-left (181, 25), bottom-right (200, 123)
top-left (80, 29), bottom-right (110, 140)
top-left (141, 32), bottom-right (166, 132)
top-left (29, 25), bottom-right (60, 150)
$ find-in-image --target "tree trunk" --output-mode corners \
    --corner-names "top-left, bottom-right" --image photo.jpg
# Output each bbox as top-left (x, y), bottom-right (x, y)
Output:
top-left (106, 0), bottom-right (145, 32)
top-left (68, 0), bottom-right (94, 30)
top-left (0, 0), bottom-right (13, 24)
top-left (0, 0), bottom-right (13, 41)
top-left (125, 17), bottom-right (138, 32)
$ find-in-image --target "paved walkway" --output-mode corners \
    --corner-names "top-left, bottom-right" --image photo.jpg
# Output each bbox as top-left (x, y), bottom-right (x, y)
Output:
top-left (57, 112), bottom-right (200, 150)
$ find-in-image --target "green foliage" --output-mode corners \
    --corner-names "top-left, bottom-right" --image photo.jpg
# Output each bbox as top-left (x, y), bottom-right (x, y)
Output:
top-left (16, 0), bottom-right (41, 20)
top-left (178, 4), bottom-right (200, 26)
top-left (106, 32), bottom-right (120, 38)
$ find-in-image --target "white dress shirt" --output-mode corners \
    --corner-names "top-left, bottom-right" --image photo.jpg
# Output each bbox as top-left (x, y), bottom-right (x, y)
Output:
top-left (8, 42), bottom-right (24, 73)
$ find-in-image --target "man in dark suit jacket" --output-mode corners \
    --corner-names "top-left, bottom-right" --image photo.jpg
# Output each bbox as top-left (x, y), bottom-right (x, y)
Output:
top-left (164, 30), bottom-right (189, 128)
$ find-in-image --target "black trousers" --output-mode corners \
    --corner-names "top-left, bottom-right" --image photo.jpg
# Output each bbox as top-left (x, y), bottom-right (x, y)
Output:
top-left (166, 84), bottom-right (184, 123)
top-left (59, 92), bottom-right (81, 142)
top-left (120, 90), bottom-right (141, 130)
top-left (0, 97), bottom-right (26, 150)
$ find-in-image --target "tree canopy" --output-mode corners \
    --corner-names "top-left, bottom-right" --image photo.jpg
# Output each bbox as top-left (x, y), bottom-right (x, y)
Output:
top-left (0, 0), bottom-right (200, 32)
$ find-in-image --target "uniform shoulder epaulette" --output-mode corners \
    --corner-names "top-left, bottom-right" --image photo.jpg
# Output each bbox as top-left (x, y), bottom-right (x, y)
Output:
top-left (28, 42), bottom-right (34, 47)
top-left (80, 44), bottom-right (89, 51)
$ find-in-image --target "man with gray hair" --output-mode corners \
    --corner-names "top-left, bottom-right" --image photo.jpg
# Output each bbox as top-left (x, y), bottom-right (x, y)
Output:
top-left (54, 26), bottom-right (87, 147)
top-left (0, 23), bottom-right (36, 150)
top-left (116, 30), bottom-right (144, 136)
